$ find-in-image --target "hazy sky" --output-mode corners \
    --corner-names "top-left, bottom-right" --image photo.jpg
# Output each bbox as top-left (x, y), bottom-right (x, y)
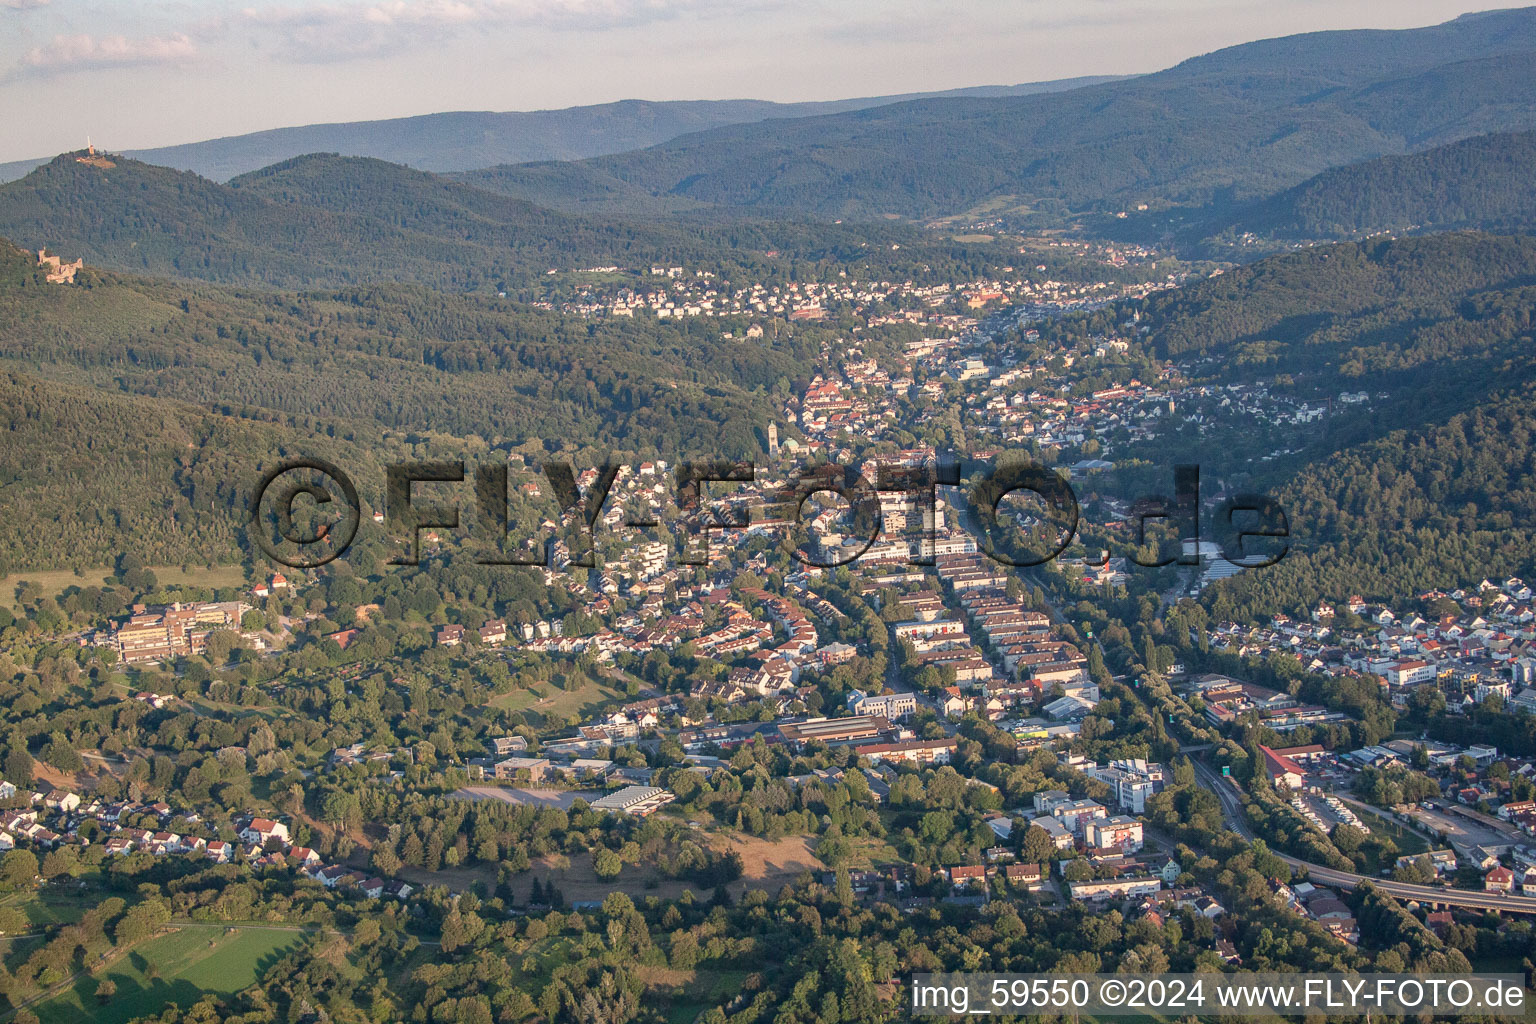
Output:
top-left (0, 0), bottom-right (1515, 162)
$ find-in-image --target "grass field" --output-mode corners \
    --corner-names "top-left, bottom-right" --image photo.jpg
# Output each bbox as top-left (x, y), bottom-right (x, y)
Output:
top-left (1342, 798), bottom-right (1431, 870)
top-left (184, 697), bottom-right (285, 721)
top-left (4, 564), bottom-right (247, 610)
top-left (31, 926), bottom-right (301, 1024)
top-left (0, 887), bottom-right (95, 929)
top-left (564, 834), bottom-right (823, 903)
top-left (489, 676), bottom-right (625, 729)
top-left (638, 967), bottom-right (750, 1024)
top-left (839, 837), bottom-right (905, 868)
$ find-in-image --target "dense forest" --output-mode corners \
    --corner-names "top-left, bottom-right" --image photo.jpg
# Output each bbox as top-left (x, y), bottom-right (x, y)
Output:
top-left (0, 370), bottom-right (347, 574)
top-left (1205, 386), bottom-right (1536, 620)
top-left (0, 154), bottom-right (1007, 292)
top-left (1142, 232), bottom-right (1536, 367)
top-left (1129, 234), bottom-right (1536, 613)
top-left (0, 234), bottom-right (802, 570)
top-left (0, 236), bottom-right (798, 448)
top-left (1213, 130), bottom-right (1536, 242)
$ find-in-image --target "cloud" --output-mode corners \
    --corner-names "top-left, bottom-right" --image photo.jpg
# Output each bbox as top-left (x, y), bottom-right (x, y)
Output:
top-left (20, 31), bottom-right (196, 73)
top-left (3, 0), bottom-right (53, 9)
top-left (241, 0), bottom-right (750, 61)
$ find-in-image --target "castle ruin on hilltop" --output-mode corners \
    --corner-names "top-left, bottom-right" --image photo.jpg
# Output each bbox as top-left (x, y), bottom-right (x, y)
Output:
top-left (37, 249), bottom-right (83, 284)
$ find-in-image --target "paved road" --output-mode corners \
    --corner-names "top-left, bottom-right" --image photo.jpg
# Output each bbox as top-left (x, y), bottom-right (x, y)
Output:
top-left (1188, 759), bottom-right (1536, 914)
top-left (944, 478), bottom-right (1536, 918)
top-left (1278, 857), bottom-right (1536, 914)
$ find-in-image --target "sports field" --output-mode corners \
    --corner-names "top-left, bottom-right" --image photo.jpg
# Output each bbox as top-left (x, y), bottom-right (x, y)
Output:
top-left (31, 925), bottom-right (301, 1024)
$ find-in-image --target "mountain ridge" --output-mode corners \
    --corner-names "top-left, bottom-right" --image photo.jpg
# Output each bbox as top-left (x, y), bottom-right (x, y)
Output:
top-left (0, 77), bottom-right (1127, 185)
top-left (0, 150), bottom-right (999, 292)
top-left (453, 8), bottom-right (1536, 220)
top-left (0, 151), bottom-right (844, 290)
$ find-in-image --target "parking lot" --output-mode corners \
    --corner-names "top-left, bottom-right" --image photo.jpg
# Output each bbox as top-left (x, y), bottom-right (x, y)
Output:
top-left (1294, 793), bottom-right (1371, 835)
top-left (1404, 803), bottom-right (1509, 853)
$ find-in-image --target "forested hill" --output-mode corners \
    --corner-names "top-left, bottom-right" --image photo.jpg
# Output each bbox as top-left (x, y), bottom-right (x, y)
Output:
top-left (0, 237), bottom-right (385, 570)
top-left (1143, 232), bottom-right (1536, 367)
top-left (0, 152), bottom-right (732, 290)
top-left (231, 153), bottom-right (588, 227)
top-left (0, 368), bottom-right (354, 576)
top-left (1207, 385), bottom-right (1536, 622)
top-left (1212, 131), bottom-right (1536, 242)
top-left (0, 231), bottom-right (827, 569)
top-left (1142, 231), bottom-right (1536, 465)
top-left (1129, 233), bottom-right (1536, 615)
top-left (226, 153), bottom-right (712, 261)
top-left (226, 154), bottom-right (904, 261)
top-left (0, 234), bottom-right (802, 455)
top-left (0, 152), bottom-right (1010, 291)
top-left (457, 9), bottom-right (1536, 219)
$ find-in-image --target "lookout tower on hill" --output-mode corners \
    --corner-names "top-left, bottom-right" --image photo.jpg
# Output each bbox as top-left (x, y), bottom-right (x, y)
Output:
top-left (75, 137), bottom-right (116, 169)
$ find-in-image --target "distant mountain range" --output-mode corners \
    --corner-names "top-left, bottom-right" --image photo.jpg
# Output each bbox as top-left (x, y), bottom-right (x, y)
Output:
top-left (5, 7), bottom-right (1536, 288)
top-left (454, 8), bottom-right (1536, 220)
top-left (0, 77), bottom-right (1125, 185)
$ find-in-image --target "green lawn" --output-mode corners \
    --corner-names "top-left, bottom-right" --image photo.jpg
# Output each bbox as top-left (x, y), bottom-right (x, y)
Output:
top-left (653, 968), bottom-right (750, 1024)
top-left (31, 926), bottom-right (301, 1024)
top-left (1342, 798), bottom-right (1431, 860)
top-left (0, 888), bottom-right (93, 929)
top-left (489, 677), bottom-right (625, 729)
top-left (184, 697), bottom-right (285, 721)
top-left (840, 836), bottom-right (905, 868)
